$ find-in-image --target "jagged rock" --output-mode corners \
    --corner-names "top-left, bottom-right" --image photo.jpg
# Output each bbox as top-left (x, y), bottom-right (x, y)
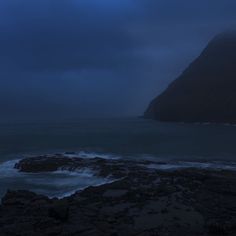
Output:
top-left (1, 155), bottom-right (236, 235)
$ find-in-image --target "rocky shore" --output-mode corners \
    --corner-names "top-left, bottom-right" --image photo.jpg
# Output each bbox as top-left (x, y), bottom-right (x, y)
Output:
top-left (1, 154), bottom-right (236, 235)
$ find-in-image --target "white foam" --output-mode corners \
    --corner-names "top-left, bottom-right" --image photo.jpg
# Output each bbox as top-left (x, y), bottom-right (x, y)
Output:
top-left (0, 159), bottom-right (21, 178)
top-left (0, 158), bottom-right (114, 199)
top-left (54, 168), bottom-right (95, 177)
top-left (64, 151), bottom-right (120, 160)
top-left (56, 177), bottom-right (117, 199)
top-left (0, 159), bottom-right (114, 198)
top-left (1, 154), bottom-right (236, 200)
top-left (146, 161), bottom-right (236, 171)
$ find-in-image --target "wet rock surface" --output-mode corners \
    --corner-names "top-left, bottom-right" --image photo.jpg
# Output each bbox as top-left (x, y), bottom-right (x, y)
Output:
top-left (1, 155), bottom-right (236, 235)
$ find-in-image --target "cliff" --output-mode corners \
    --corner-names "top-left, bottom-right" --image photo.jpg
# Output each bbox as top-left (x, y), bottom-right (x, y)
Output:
top-left (145, 31), bottom-right (236, 123)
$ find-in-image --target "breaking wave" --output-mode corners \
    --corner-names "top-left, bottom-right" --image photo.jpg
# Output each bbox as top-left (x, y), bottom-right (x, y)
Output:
top-left (1, 151), bottom-right (236, 199)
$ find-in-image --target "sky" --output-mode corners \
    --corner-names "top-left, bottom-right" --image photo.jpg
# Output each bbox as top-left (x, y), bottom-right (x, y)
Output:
top-left (0, 0), bottom-right (236, 122)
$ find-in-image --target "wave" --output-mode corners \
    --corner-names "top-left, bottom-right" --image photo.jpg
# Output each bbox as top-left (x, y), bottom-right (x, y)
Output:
top-left (53, 168), bottom-right (95, 177)
top-left (145, 161), bottom-right (236, 171)
top-left (0, 158), bottom-right (113, 199)
top-left (56, 178), bottom-right (118, 199)
top-left (1, 153), bottom-right (236, 200)
top-left (63, 151), bottom-right (120, 160)
top-left (0, 159), bottom-right (22, 178)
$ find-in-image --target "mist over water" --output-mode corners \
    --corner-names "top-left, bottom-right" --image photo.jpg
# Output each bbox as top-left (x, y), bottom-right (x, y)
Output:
top-left (1, 118), bottom-right (236, 198)
top-left (0, 0), bottom-right (236, 121)
top-left (1, 118), bottom-right (236, 162)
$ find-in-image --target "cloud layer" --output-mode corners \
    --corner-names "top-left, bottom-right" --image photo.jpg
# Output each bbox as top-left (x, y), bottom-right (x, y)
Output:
top-left (0, 0), bottom-right (236, 121)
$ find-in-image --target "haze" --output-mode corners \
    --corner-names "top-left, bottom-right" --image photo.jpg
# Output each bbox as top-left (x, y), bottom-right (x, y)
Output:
top-left (0, 0), bottom-right (236, 122)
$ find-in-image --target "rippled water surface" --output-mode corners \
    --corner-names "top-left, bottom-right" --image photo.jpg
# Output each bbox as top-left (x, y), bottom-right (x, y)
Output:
top-left (1, 118), bottom-right (236, 198)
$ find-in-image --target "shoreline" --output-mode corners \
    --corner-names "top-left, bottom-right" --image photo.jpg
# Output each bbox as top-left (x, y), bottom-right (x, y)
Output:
top-left (0, 154), bottom-right (236, 235)
top-left (1, 152), bottom-right (236, 199)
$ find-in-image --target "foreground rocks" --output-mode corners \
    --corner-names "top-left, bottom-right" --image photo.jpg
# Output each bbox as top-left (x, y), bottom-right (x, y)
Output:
top-left (1, 155), bottom-right (236, 235)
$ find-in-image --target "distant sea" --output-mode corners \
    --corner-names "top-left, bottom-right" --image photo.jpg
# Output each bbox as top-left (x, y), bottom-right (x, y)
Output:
top-left (1, 118), bottom-right (236, 198)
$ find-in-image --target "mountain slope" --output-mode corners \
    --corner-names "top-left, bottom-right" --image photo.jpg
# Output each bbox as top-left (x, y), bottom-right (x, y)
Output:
top-left (144, 31), bottom-right (236, 123)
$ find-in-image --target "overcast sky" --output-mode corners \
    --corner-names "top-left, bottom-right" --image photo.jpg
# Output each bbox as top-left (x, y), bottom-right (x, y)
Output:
top-left (0, 0), bottom-right (236, 121)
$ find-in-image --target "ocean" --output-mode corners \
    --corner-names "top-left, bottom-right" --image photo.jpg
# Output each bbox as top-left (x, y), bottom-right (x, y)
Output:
top-left (0, 118), bottom-right (236, 198)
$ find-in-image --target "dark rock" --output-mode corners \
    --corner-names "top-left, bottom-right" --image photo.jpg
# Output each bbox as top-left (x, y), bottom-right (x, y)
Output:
top-left (49, 199), bottom-right (69, 221)
top-left (207, 223), bottom-right (230, 235)
top-left (14, 155), bottom-right (140, 179)
top-left (145, 31), bottom-right (236, 123)
top-left (14, 155), bottom-right (75, 172)
top-left (1, 155), bottom-right (236, 235)
top-left (2, 190), bottom-right (49, 207)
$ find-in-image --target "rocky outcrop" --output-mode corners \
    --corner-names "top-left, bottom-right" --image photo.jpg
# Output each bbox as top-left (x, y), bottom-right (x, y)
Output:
top-left (14, 154), bottom-right (150, 179)
top-left (1, 155), bottom-right (236, 235)
top-left (145, 31), bottom-right (236, 123)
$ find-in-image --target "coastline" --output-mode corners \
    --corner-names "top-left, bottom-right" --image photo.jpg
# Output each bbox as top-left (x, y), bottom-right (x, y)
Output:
top-left (0, 153), bottom-right (236, 235)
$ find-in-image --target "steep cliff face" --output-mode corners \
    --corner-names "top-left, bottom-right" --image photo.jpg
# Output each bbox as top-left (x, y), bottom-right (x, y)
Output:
top-left (144, 31), bottom-right (236, 123)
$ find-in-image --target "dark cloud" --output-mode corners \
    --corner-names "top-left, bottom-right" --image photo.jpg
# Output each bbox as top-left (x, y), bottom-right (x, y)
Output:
top-left (0, 0), bottom-right (137, 71)
top-left (0, 0), bottom-right (236, 121)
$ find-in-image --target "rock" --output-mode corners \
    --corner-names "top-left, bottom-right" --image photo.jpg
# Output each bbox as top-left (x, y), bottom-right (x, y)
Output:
top-left (14, 154), bottom-right (139, 179)
top-left (49, 199), bottom-right (69, 221)
top-left (145, 31), bottom-right (236, 123)
top-left (14, 155), bottom-right (75, 172)
top-left (2, 190), bottom-right (49, 206)
top-left (103, 189), bottom-right (128, 198)
top-left (1, 155), bottom-right (236, 235)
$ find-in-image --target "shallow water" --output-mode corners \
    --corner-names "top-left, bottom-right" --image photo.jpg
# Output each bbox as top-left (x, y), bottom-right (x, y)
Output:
top-left (0, 158), bottom-right (113, 199)
top-left (1, 118), bottom-right (236, 198)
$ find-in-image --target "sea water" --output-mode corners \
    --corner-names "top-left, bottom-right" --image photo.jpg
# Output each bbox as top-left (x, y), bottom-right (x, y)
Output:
top-left (0, 118), bottom-right (236, 198)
